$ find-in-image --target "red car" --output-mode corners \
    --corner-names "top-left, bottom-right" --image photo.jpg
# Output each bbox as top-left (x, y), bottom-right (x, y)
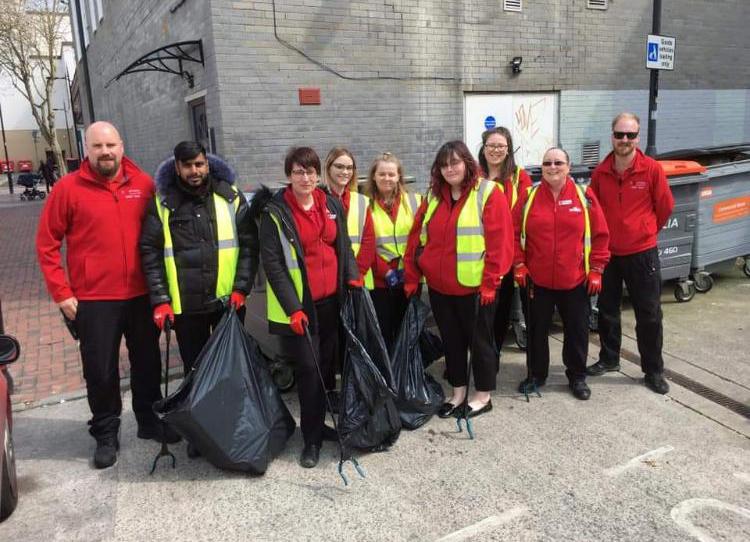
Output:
top-left (17, 160), bottom-right (33, 173)
top-left (0, 332), bottom-right (20, 522)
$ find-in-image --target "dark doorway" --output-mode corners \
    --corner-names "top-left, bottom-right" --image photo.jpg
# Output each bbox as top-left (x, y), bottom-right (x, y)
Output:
top-left (190, 99), bottom-right (209, 152)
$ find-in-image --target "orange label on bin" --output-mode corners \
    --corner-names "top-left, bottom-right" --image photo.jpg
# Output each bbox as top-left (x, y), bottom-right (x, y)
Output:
top-left (713, 196), bottom-right (750, 224)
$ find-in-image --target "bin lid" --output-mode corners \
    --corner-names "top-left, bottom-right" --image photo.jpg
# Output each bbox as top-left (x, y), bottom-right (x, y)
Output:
top-left (658, 160), bottom-right (707, 177)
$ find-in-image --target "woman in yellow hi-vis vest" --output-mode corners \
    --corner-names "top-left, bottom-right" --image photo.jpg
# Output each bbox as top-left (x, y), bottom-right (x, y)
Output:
top-left (404, 141), bottom-right (513, 419)
top-left (365, 152), bottom-right (421, 353)
top-left (251, 147), bottom-right (360, 469)
top-left (512, 147), bottom-right (610, 401)
top-left (477, 127), bottom-right (533, 354)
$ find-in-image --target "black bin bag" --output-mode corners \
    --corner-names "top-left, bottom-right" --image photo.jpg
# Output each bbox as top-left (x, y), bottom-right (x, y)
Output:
top-left (392, 298), bottom-right (446, 429)
top-left (154, 310), bottom-right (295, 474)
top-left (339, 288), bottom-right (401, 451)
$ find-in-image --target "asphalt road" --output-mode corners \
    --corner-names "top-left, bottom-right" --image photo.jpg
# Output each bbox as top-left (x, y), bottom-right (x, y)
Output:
top-left (1, 264), bottom-right (749, 541)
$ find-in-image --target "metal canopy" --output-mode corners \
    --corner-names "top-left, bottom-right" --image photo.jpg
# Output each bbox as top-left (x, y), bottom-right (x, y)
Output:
top-left (107, 40), bottom-right (204, 88)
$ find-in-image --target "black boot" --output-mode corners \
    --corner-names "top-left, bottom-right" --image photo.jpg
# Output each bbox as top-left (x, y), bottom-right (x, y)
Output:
top-left (299, 443), bottom-right (321, 468)
top-left (586, 360), bottom-right (620, 376)
top-left (94, 435), bottom-right (119, 469)
top-left (137, 421), bottom-right (182, 444)
top-left (569, 380), bottom-right (591, 400)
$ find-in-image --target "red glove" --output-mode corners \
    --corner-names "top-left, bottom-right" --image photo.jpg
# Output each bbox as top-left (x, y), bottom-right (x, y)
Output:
top-left (153, 303), bottom-right (174, 331)
top-left (230, 291), bottom-right (246, 309)
top-left (587, 271), bottom-right (602, 295)
top-left (404, 282), bottom-right (418, 298)
top-left (479, 285), bottom-right (496, 306)
top-left (513, 263), bottom-right (529, 288)
top-left (348, 276), bottom-right (364, 289)
top-left (289, 310), bottom-right (308, 336)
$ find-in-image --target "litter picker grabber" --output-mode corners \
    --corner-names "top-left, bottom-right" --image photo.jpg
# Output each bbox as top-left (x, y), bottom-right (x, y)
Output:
top-left (303, 323), bottom-right (365, 486)
top-left (150, 318), bottom-right (177, 474)
top-left (455, 294), bottom-right (481, 440)
top-left (522, 279), bottom-right (541, 402)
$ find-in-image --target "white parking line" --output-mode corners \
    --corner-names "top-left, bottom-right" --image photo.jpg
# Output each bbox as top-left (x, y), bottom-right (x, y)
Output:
top-left (671, 498), bottom-right (750, 542)
top-left (604, 445), bottom-right (675, 476)
top-left (436, 507), bottom-right (527, 541)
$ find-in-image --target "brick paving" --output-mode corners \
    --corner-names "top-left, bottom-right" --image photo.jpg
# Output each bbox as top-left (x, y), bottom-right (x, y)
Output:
top-left (0, 191), bottom-right (179, 409)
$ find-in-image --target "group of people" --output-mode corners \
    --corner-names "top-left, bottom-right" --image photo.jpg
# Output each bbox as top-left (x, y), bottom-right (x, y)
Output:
top-left (35, 111), bottom-right (674, 471)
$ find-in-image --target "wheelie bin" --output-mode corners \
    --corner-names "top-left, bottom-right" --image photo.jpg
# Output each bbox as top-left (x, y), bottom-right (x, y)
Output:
top-left (657, 161), bottom-right (709, 302)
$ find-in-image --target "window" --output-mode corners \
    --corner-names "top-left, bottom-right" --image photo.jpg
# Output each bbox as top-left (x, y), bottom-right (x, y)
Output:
top-left (587, 0), bottom-right (608, 10)
top-left (503, 0), bottom-right (522, 13)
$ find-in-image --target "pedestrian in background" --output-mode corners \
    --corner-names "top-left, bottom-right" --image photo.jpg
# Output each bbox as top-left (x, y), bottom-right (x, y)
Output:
top-left (365, 152), bottom-right (421, 353)
top-left (36, 121), bottom-right (179, 470)
top-left (404, 141), bottom-right (512, 418)
top-left (586, 113), bottom-right (674, 394)
top-left (513, 147), bottom-right (610, 400)
top-left (252, 147), bottom-right (361, 468)
top-left (477, 126), bottom-right (533, 354)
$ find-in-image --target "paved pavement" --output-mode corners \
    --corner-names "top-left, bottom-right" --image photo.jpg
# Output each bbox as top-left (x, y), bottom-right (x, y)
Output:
top-left (1, 188), bottom-right (749, 540)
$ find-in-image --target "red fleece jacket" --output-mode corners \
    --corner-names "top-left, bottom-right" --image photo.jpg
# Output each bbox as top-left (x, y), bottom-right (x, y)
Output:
top-left (590, 149), bottom-right (674, 256)
top-left (36, 157), bottom-right (155, 302)
top-left (405, 180), bottom-right (513, 296)
top-left (284, 187), bottom-right (338, 301)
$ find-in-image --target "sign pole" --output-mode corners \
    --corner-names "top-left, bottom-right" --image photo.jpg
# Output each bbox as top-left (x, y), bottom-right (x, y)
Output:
top-left (646, 0), bottom-right (662, 157)
top-left (0, 102), bottom-right (13, 194)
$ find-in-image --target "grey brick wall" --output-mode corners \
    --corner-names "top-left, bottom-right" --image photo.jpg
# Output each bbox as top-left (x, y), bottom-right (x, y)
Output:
top-left (83, 0), bottom-right (750, 185)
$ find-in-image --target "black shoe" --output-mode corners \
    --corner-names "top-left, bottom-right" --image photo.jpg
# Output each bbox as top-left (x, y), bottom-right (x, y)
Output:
top-left (321, 425), bottom-right (338, 442)
top-left (187, 442), bottom-right (202, 459)
top-left (94, 436), bottom-right (119, 469)
top-left (569, 380), bottom-right (591, 400)
top-left (326, 390), bottom-right (340, 415)
top-left (437, 402), bottom-right (460, 418)
top-left (644, 373), bottom-right (670, 394)
top-left (299, 443), bottom-right (321, 468)
top-left (517, 377), bottom-right (546, 394)
top-left (466, 400), bottom-right (493, 418)
top-left (137, 422), bottom-right (182, 444)
top-left (586, 360), bottom-right (620, 376)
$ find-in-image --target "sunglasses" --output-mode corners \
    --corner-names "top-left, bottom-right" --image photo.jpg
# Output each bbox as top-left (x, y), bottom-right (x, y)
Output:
top-left (541, 160), bottom-right (567, 167)
top-left (613, 131), bottom-right (639, 140)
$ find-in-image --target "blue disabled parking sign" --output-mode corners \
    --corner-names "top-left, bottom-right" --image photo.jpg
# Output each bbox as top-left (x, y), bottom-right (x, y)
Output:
top-left (646, 34), bottom-right (676, 70)
top-left (648, 43), bottom-right (659, 62)
top-left (484, 116), bottom-right (496, 130)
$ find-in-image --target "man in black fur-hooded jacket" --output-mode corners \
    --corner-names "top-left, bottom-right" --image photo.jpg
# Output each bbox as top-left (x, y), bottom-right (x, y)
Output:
top-left (140, 141), bottom-right (258, 375)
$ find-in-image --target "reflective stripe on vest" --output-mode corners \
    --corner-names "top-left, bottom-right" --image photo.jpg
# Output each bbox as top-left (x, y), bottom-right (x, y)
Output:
top-left (372, 191), bottom-right (421, 269)
top-left (266, 213), bottom-right (304, 325)
top-left (419, 179), bottom-right (497, 287)
top-left (520, 183), bottom-right (592, 275)
top-left (483, 166), bottom-right (520, 209)
top-left (156, 189), bottom-right (240, 315)
top-left (347, 192), bottom-right (374, 289)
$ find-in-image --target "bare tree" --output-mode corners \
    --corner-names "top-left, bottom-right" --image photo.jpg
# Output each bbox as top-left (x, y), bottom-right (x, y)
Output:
top-left (0, 0), bottom-right (69, 174)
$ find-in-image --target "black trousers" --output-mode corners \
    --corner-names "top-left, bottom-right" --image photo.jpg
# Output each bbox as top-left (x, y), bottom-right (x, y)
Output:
top-left (597, 247), bottom-right (664, 374)
top-left (493, 273), bottom-right (528, 351)
top-left (528, 283), bottom-right (589, 383)
top-left (174, 307), bottom-right (246, 373)
top-left (371, 286), bottom-right (409, 355)
top-left (280, 296), bottom-right (339, 446)
top-left (428, 289), bottom-right (497, 391)
top-left (76, 295), bottom-right (162, 440)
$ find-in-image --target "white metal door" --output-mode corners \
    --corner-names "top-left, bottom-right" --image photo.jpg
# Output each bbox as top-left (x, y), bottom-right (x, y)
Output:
top-left (464, 92), bottom-right (559, 167)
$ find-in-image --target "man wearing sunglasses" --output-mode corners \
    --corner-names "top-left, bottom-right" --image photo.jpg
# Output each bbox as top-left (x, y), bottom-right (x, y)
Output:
top-left (586, 112), bottom-right (674, 395)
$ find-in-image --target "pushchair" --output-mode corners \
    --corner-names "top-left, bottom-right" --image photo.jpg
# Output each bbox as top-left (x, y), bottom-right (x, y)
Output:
top-left (17, 173), bottom-right (46, 201)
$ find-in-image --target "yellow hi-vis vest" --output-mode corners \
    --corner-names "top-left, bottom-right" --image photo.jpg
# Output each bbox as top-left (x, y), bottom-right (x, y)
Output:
top-left (266, 213), bottom-right (304, 325)
top-left (482, 166), bottom-right (520, 209)
top-left (371, 191), bottom-right (421, 270)
top-left (156, 189), bottom-right (240, 315)
top-left (347, 191), bottom-right (374, 289)
top-left (419, 179), bottom-right (497, 287)
top-left (520, 183), bottom-right (592, 274)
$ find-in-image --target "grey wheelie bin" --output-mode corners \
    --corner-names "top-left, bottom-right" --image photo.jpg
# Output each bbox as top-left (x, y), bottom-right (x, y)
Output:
top-left (657, 161), bottom-right (709, 302)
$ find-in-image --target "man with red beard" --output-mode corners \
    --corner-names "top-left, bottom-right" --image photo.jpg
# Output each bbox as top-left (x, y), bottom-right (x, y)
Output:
top-left (37, 121), bottom-right (179, 469)
top-left (586, 113), bottom-right (674, 394)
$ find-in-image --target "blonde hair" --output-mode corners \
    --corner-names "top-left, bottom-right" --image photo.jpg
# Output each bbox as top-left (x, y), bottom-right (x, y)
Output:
top-left (324, 147), bottom-right (358, 192)
top-left (365, 152), bottom-right (406, 201)
top-left (611, 112), bottom-right (640, 130)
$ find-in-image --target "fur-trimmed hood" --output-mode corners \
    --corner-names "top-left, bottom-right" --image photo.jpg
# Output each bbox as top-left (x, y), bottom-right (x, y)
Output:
top-left (154, 153), bottom-right (236, 193)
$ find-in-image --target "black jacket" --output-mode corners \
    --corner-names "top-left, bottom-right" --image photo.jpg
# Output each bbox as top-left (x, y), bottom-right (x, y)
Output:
top-left (250, 186), bottom-right (358, 335)
top-left (140, 154), bottom-right (258, 314)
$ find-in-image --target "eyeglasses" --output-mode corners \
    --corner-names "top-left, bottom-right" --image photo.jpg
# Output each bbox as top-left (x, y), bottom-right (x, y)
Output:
top-left (441, 160), bottom-right (463, 170)
top-left (331, 163), bottom-right (354, 172)
top-left (291, 168), bottom-right (317, 178)
top-left (541, 160), bottom-right (567, 167)
top-left (613, 131), bottom-right (639, 140)
top-left (485, 144), bottom-right (508, 151)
